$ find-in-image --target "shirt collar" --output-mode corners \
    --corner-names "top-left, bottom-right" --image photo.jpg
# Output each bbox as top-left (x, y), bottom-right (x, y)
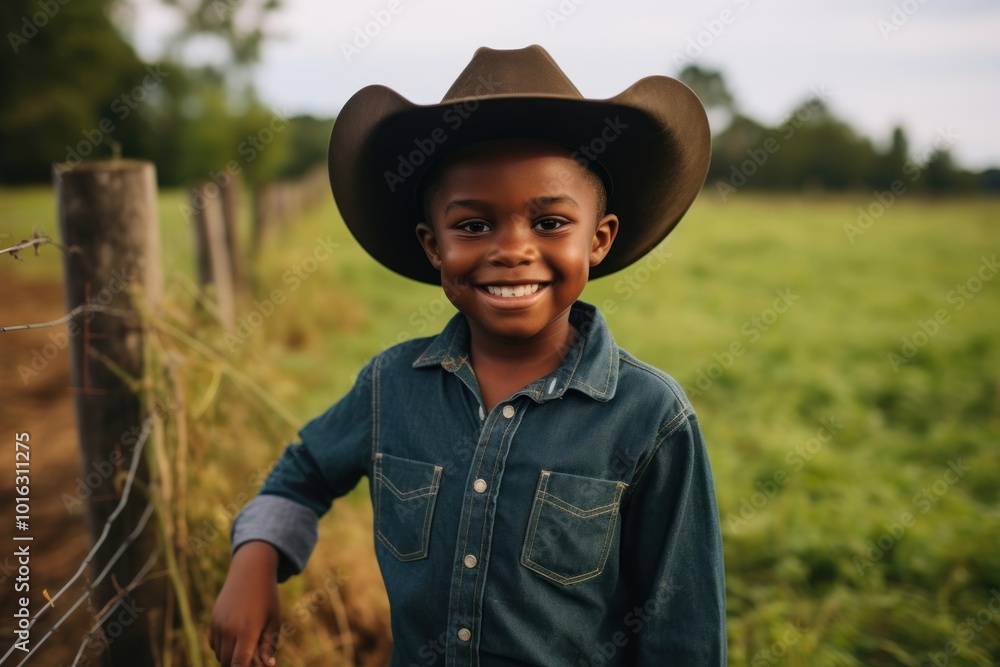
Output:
top-left (412, 301), bottom-right (619, 403)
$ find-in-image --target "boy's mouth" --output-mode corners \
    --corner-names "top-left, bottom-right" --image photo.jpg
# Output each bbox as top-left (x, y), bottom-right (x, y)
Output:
top-left (481, 283), bottom-right (542, 298)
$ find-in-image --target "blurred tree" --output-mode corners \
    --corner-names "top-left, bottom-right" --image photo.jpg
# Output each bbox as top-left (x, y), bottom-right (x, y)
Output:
top-left (921, 150), bottom-right (964, 192)
top-left (0, 0), bottom-right (302, 186)
top-left (708, 113), bottom-right (769, 185)
top-left (777, 98), bottom-right (881, 190)
top-left (0, 0), bottom-right (148, 181)
top-left (871, 125), bottom-right (910, 189)
top-left (980, 168), bottom-right (1000, 192)
top-left (678, 64), bottom-right (736, 133)
top-left (279, 115), bottom-right (334, 179)
top-left (133, 66), bottom-right (293, 186)
top-left (678, 64), bottom-right (736, 114)
top-left (157, 0), bottom-right (282, 68)
top-left (131, 0), bottom-right (295, 186)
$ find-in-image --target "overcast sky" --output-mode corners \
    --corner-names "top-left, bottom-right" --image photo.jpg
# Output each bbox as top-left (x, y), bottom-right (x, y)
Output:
top-left (129, 0), bottom-right (1000, 170)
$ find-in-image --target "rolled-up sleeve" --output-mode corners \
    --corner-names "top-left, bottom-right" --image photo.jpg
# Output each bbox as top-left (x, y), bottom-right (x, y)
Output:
top-left (231, 494), bottom-right (320, 581)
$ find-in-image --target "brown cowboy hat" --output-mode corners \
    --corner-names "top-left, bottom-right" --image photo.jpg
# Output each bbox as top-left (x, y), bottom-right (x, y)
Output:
top-left (328, 44), bottom-right (710, 285)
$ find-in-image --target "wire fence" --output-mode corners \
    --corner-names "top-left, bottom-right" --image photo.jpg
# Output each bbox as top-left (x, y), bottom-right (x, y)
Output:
top-left (0, 160), bottom-right (356, 667)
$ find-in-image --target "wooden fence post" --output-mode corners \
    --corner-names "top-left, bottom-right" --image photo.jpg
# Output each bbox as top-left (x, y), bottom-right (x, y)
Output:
top-left (219, 177), bottom-right (245, 293)
top-left (253, 184), bottom-right (273, 252)
top-left (54, 159), bottom-right (164, 667)
top-left (191, 183), bottom-right (236, 331)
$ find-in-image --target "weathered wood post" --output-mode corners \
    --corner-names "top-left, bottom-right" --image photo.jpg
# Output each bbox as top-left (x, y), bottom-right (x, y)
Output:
top-left (219, 177), bottom-right (245, 293)
top-left (252, 184), bottom-right (272, 253)
top-left (191, 183), bottom-right (236, 331)
top-left (54, 159), bottom-right (164, 667)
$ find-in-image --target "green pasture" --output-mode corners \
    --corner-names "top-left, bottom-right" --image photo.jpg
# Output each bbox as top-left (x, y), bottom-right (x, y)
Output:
top-left (2, 187), bottom-right (998, 665)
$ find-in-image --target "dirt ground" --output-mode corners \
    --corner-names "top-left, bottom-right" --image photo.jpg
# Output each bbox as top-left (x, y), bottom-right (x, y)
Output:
top-left (0, 269), bottom-right (92, 666)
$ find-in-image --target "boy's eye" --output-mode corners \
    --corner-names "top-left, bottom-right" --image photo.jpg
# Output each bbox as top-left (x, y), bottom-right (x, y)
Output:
top-left (456, 220), bottom-right (491, 233)
top-left (535, 218), bottom-right (567, 231)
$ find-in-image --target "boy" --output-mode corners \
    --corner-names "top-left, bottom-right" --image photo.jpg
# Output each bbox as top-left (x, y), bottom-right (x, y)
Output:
top-left (211, 45), bottom-right (725, 666)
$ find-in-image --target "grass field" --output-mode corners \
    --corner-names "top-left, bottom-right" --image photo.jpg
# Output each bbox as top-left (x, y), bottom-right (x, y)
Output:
top-left (2, 186), bottom-right (999, 665)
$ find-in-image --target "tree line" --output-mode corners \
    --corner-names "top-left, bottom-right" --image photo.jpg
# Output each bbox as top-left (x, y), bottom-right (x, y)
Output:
top-left (1, 1), bottom-right (995, 193)
top-left (0, 0), bottom-right (322, 187)
top-left (678, 66), bottom-right (996, 195)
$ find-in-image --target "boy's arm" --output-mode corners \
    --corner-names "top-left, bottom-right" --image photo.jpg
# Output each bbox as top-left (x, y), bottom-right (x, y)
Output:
top-left (623, 410), bottom-right (727, 665)
top-left (212, 359), bottom-right (376, 665)
top-left (231, 446), bottom-right (330, 582)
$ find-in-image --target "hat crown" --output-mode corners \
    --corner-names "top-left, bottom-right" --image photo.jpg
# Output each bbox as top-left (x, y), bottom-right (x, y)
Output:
top-left (441, 45), bottom-right (583, 102)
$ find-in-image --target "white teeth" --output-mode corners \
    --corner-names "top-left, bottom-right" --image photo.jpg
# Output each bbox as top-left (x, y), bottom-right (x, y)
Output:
top-left (485, 284), bottom-right (541, 297)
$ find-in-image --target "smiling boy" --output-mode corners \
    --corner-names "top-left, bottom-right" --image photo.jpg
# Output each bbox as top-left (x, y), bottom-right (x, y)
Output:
top-left (413, 139), bottom-right (617, 410)
top-left (212, 45), bottom-right (725, 666)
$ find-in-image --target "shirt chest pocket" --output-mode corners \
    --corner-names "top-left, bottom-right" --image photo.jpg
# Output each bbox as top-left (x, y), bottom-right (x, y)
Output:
top-left (521, 470), bottom-right (628, 586)
top-left (373, 453), bottom-right (443, 562)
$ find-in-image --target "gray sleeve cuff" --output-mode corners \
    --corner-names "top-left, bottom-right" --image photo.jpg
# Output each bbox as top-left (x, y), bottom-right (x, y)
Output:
top-left (231, 494), bottom-right (320, 582)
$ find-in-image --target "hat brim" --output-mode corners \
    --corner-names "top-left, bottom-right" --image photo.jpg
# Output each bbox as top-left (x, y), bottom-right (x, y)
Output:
top-left (329, 76), bottom-right (710, 285)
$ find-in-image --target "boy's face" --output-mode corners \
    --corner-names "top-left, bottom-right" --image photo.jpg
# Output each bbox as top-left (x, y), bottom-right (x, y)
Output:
top-left (415, 139), bottom-right (618, 343)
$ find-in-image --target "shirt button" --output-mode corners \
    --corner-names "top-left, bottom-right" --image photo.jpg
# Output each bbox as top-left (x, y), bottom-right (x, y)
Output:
top-left (502, 405), bottom-right (515, 418)
top-left (458, 628), bottom-right (472, 642)
top-left (473, 478), bottom-right (487, 493)
top-left (478, 405), bottom-right (485, 420)
top-left (464, 554), bottom-right (478, 568)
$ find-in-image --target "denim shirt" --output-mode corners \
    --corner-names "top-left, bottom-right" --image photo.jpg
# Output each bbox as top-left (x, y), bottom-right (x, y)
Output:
top-left (232, 301), bottom-right (726, 666)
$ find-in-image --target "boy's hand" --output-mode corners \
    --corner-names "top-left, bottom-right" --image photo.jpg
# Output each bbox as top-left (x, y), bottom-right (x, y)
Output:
top-left (211, 541), bottom-right (282, 666)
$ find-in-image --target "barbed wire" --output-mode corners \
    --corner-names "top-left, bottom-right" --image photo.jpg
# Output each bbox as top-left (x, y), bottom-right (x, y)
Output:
top-left (0, 302), bottom-right (137, 333)
top-left (0, 235), bottom-right (51, 258)
top-left (68, 551), bottom-right (160, 667)
top-left (0, 420), bottom-right (154, 665)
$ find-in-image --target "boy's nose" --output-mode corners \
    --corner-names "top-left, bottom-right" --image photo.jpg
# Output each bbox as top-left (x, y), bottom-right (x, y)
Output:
top-left (487, 221), bottom-right (536, 267)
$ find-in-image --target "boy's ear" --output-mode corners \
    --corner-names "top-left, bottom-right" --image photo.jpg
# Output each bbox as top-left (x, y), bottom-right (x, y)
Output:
top-left (415, 222), bottom-right (442, 270)
top-left (590, 214), bottom-right (619, 267)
